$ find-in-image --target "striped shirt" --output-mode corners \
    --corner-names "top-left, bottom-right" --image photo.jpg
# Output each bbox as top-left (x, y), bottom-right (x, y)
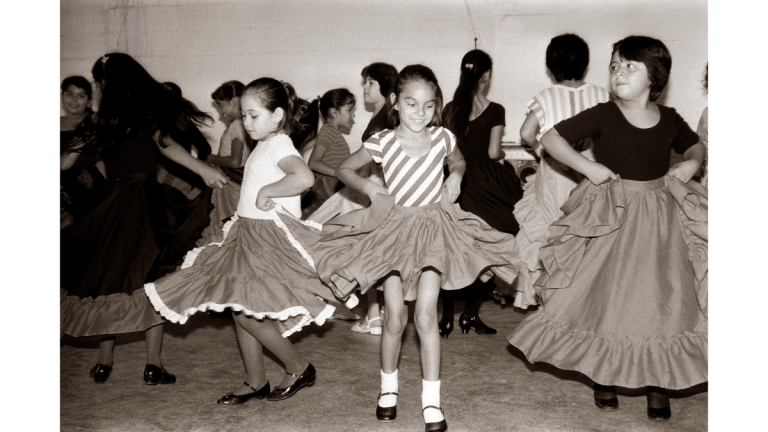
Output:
top-left (527, 83), bottom-right (610, 144)
top-left (218, 119), bottom-right (250, 167)
top-left (364, 126), bottom-right (457, 207)
top-left (316, 124), bottom-right (350, 169)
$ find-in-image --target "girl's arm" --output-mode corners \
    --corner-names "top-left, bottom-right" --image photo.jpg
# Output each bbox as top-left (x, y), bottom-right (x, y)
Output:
top-left (541, 128), bottom-right (616, 185)
top-left (442, 146), bottom-right (466, 203)
top-left (487, 125), bottom-right (505, 160)
top-left (667, 142), bottom-right (705, 183)
top-left (206, 138), bottom-right (244, 168)
top-left (307, 143), bottom-right (337, 176)
top-left (256, 155), bottom-right (315, 211)
top-left (154, 131), bottom-right (228, 189)
top-left (519, 111), bottom-right (541, 151)
top-left (61, 151), bottom-right (81, 171)
top-left (337, 148), bottom-right (389, 200)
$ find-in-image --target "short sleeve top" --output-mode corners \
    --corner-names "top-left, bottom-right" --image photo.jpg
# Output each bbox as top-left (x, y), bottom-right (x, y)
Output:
top-left (364, 126), bottom-right (457, 207)
top-left (218, 119), bottom-right (250, 167)
top-left (442, 102), bottom-right (505, 162)
top-left (237, 134), bottom-right (302, 219)
top-left (554, 101), bottom-right (700, 181)
top-left (315, 124), bottom-right (350, 170)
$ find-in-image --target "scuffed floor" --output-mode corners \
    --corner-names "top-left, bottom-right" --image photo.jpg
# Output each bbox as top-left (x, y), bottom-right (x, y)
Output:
top-left (60, 296), bottom-right (707, 431)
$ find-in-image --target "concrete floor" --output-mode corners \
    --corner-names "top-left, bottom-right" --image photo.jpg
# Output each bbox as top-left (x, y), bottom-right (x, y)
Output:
top-left (60, 295), bottom-right (707, 431)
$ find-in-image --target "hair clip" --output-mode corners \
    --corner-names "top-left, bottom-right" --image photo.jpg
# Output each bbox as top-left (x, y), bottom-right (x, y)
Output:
top-left (465, 63), bottom-right (473, 71)
top-left (100, 55), bottom-right (109, 65)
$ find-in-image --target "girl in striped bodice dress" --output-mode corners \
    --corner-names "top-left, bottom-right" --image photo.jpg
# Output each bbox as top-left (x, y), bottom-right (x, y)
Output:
top-left (512, 33), bottom-right (610, 309)
top-left (309, 65), bottom-right (521, 432)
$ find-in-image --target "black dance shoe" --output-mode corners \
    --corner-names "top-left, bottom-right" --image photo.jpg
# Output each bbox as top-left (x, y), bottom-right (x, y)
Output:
top-left (90, 364), bottom-right (112, 384)
top-left (376, 392), bottom-right (398, 422)
top-left (423, 406), bottom-right (447, 432)
top-left (438, 316), bottom-right (454, 338)
top-left (217, 381), bottom-right (270, 405)
top-left (144, 364), bottom-right (176, 385)
top-left (459, 314), bottom-right (497, 334)
top-left (266, 363), bottom-right (316, 401)
top-left (593, 383), bottom-right (619, 410)
top-left (646, 386), bottom-right (671, 420)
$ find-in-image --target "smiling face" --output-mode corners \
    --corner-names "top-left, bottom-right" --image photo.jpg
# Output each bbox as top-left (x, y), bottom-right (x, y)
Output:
top-left (362, 77), bottom-right (384, 106)
top-left (609, 51), bottom-right (652, 103)
top-left (240, 92), bottom-right (282, 141)
top-left (333, 102), bottom-right (356, 129)
top-left (390, 79), bottom-right (436, 134)
top-left (62, 84), bottom-right (90, 117)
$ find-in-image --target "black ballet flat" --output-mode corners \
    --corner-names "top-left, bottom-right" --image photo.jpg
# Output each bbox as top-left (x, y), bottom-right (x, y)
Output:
top-left (646, 386), bottom-right (671, 420)
top-left (90, 364), bottom-right (112, 384)
top-left (375, 392), bottom-right (398, 422)
top-left (423, 406), bottom-right (447, 432)
top-left (217, 381), bottom-right (270, 405)
top-left (266, 363), bottom-right (316, 401)
top-left (438, 316), bottom-right (454, 338)
top-left (459, 314), bottom-right (497, 335)
top-left (144, 364), bottom-right (176, 385)
top-left (593, 383), bottom-right (619, 410)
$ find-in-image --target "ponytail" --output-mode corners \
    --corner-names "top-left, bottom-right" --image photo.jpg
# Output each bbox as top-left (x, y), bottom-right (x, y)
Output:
top-left (243, 78), bottom-right (308, 135)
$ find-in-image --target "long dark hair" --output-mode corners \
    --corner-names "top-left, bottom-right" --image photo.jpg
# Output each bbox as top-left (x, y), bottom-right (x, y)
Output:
top-left (70, 52), bottom-right (212, 155)
top-left (443, 50), bottom-right (492, 139)
top-left (243, 78), bottom-right (309, 136)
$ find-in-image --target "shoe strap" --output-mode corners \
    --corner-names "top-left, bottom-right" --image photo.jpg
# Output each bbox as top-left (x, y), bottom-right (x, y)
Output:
top-left (422, 405), bottom-right (444, 414)
top-left (243, 382), bottom-right (259, 392)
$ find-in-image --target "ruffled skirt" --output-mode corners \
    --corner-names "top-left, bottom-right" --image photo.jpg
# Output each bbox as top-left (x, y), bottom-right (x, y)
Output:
top-left (144, 214), bottom-right (336, 338)
top-left (507, 176), bottom-right (708, 389)
top-left (60, 177), bottom-right (213, 337)
top-left (196, 180), bottom-right (241, 246)
top-left (457, 160), bottom-right (523, 234)
top-left (506, 157), bottom-right (582, 308)
top-left (284, 194), bottom-right (521, 302)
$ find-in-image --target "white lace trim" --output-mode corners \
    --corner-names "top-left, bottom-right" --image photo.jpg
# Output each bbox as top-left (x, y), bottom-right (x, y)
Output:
top-left (272, 206), bottom-right (321, 270)
top-left (145, 281), bottom-right (336, 337)
top-left (181, 214), bottom-right (239, 269)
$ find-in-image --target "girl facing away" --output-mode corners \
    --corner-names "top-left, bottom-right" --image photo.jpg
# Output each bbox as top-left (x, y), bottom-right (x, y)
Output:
top-left (507, 36), bottom-right (708, 421)
top-left (145, 78), bottom-right (338, 405)
top-left (302, 88), bottom-right (356, 219)
top-left (196, 80), bottom-right (252, 245)
top-left (439, 49), bottom-right (524, 338)
top-left (309, 65), bottom-right (521, 431)
top-left (512, 34), bottom-right (611, 309)
top-left (60, 53), bottom-right (227, 385)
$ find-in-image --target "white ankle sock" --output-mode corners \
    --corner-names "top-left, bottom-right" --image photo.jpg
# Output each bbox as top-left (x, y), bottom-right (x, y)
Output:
top-left (422, 379), bottom-right (444, 423)
top-left (379, 369), bottom-right (398, 407)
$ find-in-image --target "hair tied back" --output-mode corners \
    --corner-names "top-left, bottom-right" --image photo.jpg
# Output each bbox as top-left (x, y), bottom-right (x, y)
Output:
top-left (464, 63), bottom-right (474, 71)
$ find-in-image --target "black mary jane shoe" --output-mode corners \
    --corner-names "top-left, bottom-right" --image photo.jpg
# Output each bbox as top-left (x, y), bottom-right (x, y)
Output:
top-left (266, 363), bottom-right (316, 401)
top-left (144, 364), bottom-right (176, 385)
top-left (217, 381), bottom-right (270, 405)
top-left (90, 364), bottom-right (112, 384)
top-left (458, 314), bottom-right (497, 335)
top-left (646, 386), bottom-right (671, 421)
top-left (423, 406), bottom-right (448, 432)
top-left (438, 316), bottom-right (454, 338)
top-left (593, 383), bottom-right (619, 410)
top-left (375, 392), bottom-right (398, 422)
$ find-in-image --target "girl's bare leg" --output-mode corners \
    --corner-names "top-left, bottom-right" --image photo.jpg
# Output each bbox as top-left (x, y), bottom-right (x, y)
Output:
top-left (233, 312), bottom-right (308, 389)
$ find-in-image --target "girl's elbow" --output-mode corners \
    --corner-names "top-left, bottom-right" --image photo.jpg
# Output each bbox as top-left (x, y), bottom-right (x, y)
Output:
top-left (300, 171), bottom-right (315, 189)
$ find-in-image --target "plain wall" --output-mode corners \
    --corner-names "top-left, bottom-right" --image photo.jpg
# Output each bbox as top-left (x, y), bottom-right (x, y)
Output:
top-left (61, 0), bottom-right (707, 153)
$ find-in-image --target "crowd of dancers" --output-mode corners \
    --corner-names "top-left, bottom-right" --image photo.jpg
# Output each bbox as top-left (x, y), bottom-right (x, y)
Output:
top-left (60, 33), bottom-right (708, 431)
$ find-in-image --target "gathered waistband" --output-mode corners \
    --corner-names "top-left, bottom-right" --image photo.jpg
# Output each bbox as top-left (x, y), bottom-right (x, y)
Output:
top-left (620, 176), bottom-right (666, 192)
